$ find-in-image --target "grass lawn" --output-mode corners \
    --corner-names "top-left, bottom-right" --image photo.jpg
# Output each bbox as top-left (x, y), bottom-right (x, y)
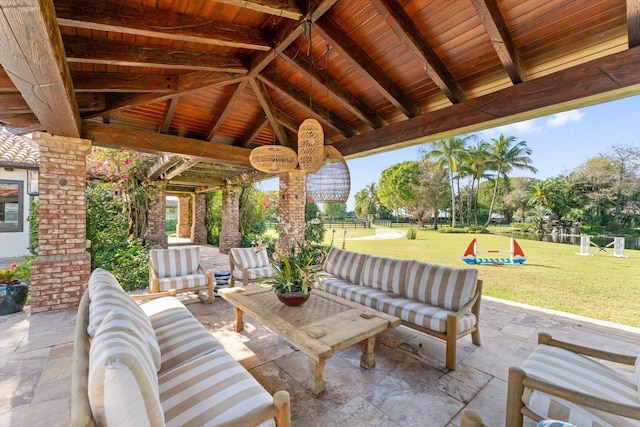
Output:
top-left (326, 226), bottom-right (639, 328)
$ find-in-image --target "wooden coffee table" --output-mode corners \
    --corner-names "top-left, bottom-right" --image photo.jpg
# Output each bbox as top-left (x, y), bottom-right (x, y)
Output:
top-left (218, 285), bottom-right (401, 396)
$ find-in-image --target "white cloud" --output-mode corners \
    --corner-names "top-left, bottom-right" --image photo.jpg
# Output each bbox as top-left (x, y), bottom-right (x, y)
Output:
top-left (546, 110), bottom-right (584, 127)
top-left (480, 119), bottom-right (542, 138)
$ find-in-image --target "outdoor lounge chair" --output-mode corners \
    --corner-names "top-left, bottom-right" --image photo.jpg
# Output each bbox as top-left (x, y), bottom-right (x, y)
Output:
top-left (229, 246), bottom-right (274, 287)
top-left (506, 332), bottom-right (640, 426)
top-left (149, 246), bottom-right (214, 303)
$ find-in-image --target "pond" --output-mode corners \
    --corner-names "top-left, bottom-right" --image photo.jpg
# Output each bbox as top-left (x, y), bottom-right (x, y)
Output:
top-left (509, 232), bottom-right (640, 250)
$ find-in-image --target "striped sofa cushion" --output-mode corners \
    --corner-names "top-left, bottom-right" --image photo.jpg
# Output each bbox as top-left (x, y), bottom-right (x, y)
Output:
top-left (140, 296), bottom-right (194, 330)
top-left (155, 273), bottom-right (209, 292)
top-left (154, 316), bottom-right (224, 372)
top-left (89, 309), bottom-right (164, 426)
top-left (405, 261), bottom-right (478, 311)
top-left (377, 297), bottom-right (476, 333)
top-left (88, 268), bottom-right (161, 371)
top-left (150, 247), bottom-right (200, 278)
top-left (322, 275), bottom-right (399, 308)
top-left (159, 350), bottom-right (276, 427)
top-left (230, 247), bottom-right (271, 269)
top-left (231, 266), bottom-right (274, 281)
top-left (322, 247), bottom-right (367, 283)
top-left (359, 255), bottom-right (411, 296)
top-left (522, 344), bottom-right (640, 427)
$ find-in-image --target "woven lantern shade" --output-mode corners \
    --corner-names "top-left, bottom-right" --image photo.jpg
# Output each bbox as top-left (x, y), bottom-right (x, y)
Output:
top-left (306, 145), bottom-right (350, 203)
top-left (249, 145), bottom-right (298, 173)
top-left (297, 118), bottom-right (324, 173)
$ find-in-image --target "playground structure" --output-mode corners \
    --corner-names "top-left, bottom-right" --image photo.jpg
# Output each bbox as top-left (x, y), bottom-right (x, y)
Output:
top-left (577, 236), bottom-right (627, 257)
top-left (462, 238), bottom-right (527, 265)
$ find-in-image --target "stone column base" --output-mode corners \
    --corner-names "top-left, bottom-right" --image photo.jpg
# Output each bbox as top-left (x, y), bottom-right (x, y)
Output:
top-left (219, 231), bottom-right (241, 254)
top-left (30, 252), bottom-right (91, 312)
top-left (144, 232), bottom-right (168, 249)
top-left (192, 224), bottom-right (207, 245)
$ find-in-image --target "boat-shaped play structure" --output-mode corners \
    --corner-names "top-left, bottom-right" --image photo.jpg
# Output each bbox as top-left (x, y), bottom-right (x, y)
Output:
top-left (462, 238), bottom-right (527, 265)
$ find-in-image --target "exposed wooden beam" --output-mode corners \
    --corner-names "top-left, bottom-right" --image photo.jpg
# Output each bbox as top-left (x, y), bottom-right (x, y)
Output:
top-left (64, 35), bottom-right (247, 73)
top-left (158, 98), bottom-right (179, 133)
top-left (242, 117), bottom-right (268, 147)
top-left (0, 0), bottom-right (80, 137)
top-left (334, 47), bottom-right (640, 157)
top-left (315, 16), bottom-right (420, 118)
top-left (76, 93), bottom-right (105, 111)
top-left (281, 49), bottom-right (383, 129)
top-left (276, 109), bottom-right (299, 134)
top-left (169, 177), bottom-right (226, 187)
top-left (470, 0), bottom-right (527, 84)
top-left (82, 121), bottom-right (253, 166)
top-left (249, 78), bottom-right (288, 145)
top-left (0, 92), bottom-right (103, 113)
top-left (628, 0), bottom-right (640, 47)
top-left (0, 112), bottom-right (43, 134)
top-left (0, 67), bottom-right (16, 92)
top-left (72, 72), bottom-right (177, 93)
top-left (147, 155), bottom-right (181, 180)
top-left (55, 0), bottom-right (270, 51)
top-left (212, 0), bottom-right (302, 20)
top-left (87, 71), bottom-right (247, 117)
top-left (163, 159), bottom-right (200, 180)
top-left (369, 0), bottom-right (466, 103)
top-left (258, 69), bottom-right (355, 137)
top-left (205, 82), bottom-right (248, 141)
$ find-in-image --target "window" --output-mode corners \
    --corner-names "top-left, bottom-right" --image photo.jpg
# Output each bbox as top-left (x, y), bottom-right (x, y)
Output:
top-left (0, 180), bottom-right (23, 232)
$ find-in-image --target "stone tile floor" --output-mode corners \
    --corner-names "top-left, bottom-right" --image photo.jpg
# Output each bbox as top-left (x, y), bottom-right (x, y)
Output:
top-left (1, 245), bottom-right (639, 427)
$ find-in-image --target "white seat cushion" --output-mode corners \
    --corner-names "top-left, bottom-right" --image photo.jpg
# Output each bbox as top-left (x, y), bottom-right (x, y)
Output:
top-left (150, 247), bottom-right (200, 278)
top-left (155, 273), bottom-right (209, 292)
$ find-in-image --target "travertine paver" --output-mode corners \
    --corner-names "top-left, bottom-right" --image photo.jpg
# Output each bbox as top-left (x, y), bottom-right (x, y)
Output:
top-left (1, 244), bottom-right (639, 427)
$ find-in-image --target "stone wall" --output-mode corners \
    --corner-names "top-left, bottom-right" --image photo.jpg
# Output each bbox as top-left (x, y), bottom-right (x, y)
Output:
top-left (276, 170), bottom-right (306, 254)
top-left (177, 195), bottom-right (191, 238)
top-left (218, 187), bottom-right (240, 253)
top-left (30, 133), bottom-right (91, 312)
top-left (192, 193), bottom-right (207, 244)
top-left (144, 181), bottom-right (168, 248)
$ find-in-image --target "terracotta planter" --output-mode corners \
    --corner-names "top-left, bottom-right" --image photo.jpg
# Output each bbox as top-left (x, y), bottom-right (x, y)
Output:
top-left (276, 291), bottom-right (310, 306)
top-left (0, 281), bottom-right (29, 315)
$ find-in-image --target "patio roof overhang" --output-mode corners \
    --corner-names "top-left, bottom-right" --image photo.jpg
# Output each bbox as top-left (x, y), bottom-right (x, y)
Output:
top-left (0, 0), bottom-right (639, 190)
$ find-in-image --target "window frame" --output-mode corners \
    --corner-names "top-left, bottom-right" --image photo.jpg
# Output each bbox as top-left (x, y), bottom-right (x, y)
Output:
top-left (0, 179), bottom-right (24, 233)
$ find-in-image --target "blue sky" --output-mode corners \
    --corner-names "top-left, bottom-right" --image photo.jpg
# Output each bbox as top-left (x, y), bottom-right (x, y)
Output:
top-left (259, 94), bottom-right (640, 211)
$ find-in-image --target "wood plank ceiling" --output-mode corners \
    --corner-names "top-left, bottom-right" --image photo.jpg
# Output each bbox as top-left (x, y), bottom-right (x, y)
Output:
top-left (1, 0), bottom-right (639, 193)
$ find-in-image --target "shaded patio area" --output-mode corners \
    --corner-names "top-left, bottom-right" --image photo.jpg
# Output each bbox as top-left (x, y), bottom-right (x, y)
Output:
top-left (1, 244), bottom-right (639, 427)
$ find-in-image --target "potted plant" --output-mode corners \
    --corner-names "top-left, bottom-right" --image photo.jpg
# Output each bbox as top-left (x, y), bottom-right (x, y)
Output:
top-left (0, 263), bottom-right (29, 315)
top-left (261, 243), bottom-right (321, 306)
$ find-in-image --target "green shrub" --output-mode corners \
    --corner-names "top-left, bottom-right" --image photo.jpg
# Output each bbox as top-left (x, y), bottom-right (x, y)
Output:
top-left (165, 218), bottom-right (177, 233)
top-left (406, 227), bottom-right (417, 240)
top-left (27, 200), bottom-right (38, 251)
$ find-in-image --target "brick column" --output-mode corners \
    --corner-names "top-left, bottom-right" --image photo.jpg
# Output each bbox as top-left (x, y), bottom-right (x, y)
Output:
top-left (144, 181), bottom-right (168, 248)
top-left (218, 186), bottom-right (240, 254)
top-left (177, 195), bottom-right (191, 238)
top-left (277, 170), bottom-right (306, 255)
top-left (191, 193), bottom-right (207, 244)
top-left (30, 133), bottom-right (92, 312)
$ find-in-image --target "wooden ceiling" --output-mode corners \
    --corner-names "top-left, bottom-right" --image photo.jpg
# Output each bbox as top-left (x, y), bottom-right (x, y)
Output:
top-left (1, 0), bottom-right (639, 192)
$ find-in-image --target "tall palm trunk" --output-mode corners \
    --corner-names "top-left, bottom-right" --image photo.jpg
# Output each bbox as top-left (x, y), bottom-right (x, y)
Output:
top-left (484, 166), bottom-right (502, 227)
top-left (449, 168), bottom-right (456, 227)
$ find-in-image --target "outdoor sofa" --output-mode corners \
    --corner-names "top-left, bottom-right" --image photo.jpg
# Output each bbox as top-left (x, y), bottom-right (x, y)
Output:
top-left (316, 247), bottom-right (482, 370)
top-left (70, 268), bottom-right (291, 426)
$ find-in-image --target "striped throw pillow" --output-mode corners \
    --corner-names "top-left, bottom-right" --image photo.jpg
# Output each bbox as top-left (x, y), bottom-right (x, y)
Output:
top-left (405, 261), bottom-right (478, 311)
top-left (230, 247), bottom-right (270, 269)
top-left (359, 256), bottom-right (411, 296)
top-left (322, 247), bottom-right (367, 283)
top-left (150, 247), bottom-right (200, 278)
top-left (89, 309), bottom-right (164, 426)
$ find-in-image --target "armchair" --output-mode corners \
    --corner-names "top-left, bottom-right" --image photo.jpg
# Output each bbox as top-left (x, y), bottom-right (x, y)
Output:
top-left (229, 247), bottom-right (274, 287)
top-left (149, 247), bottom-right (213, 303)
top-left (506, 332), bottom-right (640, 427)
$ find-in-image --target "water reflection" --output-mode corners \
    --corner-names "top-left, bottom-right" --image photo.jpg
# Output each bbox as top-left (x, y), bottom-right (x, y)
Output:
top-left (509, 232), bottom-right (640, 250)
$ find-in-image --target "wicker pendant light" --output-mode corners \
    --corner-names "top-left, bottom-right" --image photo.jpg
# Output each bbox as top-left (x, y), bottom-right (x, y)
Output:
top-left (297, 118), bottom-right (324, 173)
top-left (249, 145), bottom-right (298, 173)
top-left (306, 145), bottom-right (350, 203)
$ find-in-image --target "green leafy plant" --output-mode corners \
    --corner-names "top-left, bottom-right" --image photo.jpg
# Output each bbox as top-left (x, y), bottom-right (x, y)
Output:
top-left (406, 227), bottom-right (417, 240)
top-left (0, 263), bottom-right (18, 284)
top-left (260, 243), bottom-right (319, 295)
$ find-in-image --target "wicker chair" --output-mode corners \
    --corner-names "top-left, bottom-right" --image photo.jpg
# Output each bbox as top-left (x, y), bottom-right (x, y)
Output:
top-left (506, 333), bottom-right (640, 427)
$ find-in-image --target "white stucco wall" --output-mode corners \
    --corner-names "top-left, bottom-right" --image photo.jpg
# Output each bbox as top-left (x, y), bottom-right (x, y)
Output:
top-left (0, 167), bottom-right (33, 258)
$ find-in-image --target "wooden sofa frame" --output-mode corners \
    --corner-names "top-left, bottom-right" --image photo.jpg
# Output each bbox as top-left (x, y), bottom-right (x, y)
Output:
top-left (505, 332), bottom-right (640, 426)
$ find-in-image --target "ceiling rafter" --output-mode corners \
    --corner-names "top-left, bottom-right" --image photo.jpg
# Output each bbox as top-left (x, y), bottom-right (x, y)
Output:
top-left (212, 0), bottom-right (302, 20)
top-left (258, 69), bottom-right (355, 138)
top-left (315, 16), bottom-right (420, 118)
top-left (64, 35), bottom-right (247, 73)
top-left (242, 117), bottom-right (269, 147)
top-left (147, 155), bottom-right (181, 180)
top-left (163, 159), bottom-right (200, 180)
top-left (205, 82), bottom-right (249, 141)
top-left (71, 72), bottom-right (177, 93)
top-left (470, 0), bottom-right (527, 84)
top-left (55, 0), bottom-right (271, 51)
top-left (281, 48), bottom-right (383, 129)
top-left (158, 98), bottom-right (179, 134)
top-left (249, 78), bottom-right (288, 145)
top-left (0, 0), bottom-right (80, 137)
top-left (368, 0), bottom-right (466, 104)
top-left (628, 0), bottom-right (640, 47)
top-left (0, 92), bottom-right (103, 113)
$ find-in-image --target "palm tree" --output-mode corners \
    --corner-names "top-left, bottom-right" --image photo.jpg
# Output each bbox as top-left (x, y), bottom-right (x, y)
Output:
top-left (427, 136), bottom-right (471, 227)
top-left (484, 134), bottom-right (538, 227)
top-left (354, 182), bottom-right (379, 221)
top-left (464, 140), bottom-right (490, 225)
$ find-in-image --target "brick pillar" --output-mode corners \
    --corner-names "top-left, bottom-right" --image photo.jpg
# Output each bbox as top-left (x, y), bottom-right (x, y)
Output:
top-left (177, 195), bottom-right (191, 238)
top-left (30, 133), bottom-right (92, 313)
top-left (276, 170), bottom-right (306, 255)
top-left (219, 186), bottom-right (240, 254)
top-left (145, 181), bottom-right (168, 248)
top-left (191, 193), bottom-right (207, 244)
